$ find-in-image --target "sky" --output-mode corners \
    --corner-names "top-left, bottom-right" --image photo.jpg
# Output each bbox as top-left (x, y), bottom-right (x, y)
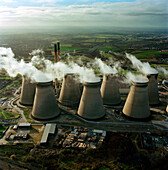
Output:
top-left (0, 0), bottom-right (167, 32)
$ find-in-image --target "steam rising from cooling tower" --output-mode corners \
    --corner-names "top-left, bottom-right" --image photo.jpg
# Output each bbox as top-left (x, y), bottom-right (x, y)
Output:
top-left (147, 73), bottom-right (160, 105)
top-left (126, 53), bottom-right (158, 75)
top-left (101, 74), bottom-right (121, 105)
top-left (123, 81), bottom-right (150, 120)
top-left (157, 66), bottom-right (168, 78)
top-left (94, 58), bottom-right (118, 74)
top-left (78, 81), bottom-right (105, 120)
top-left (59, 73), bottom-right (81, 106)
top-left (125, 54), bottom-right (160, 105)
top-left (125, 72), bottom-right (148, 84)
top-left (19, 76), bottom-right (36, 106)
top-left (0, 47), bottom-right (99, 84)
top-left (32, 81), bottom-right (60, 120)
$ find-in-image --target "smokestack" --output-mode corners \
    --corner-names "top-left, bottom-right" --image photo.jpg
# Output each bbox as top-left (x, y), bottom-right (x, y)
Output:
top-left (54, 44), bottom-right (58, 63)
top-left (78, 81), bottom-right (105, 120)
top-left (59, 73), bottom-right (81, 106)
top-left (123, 81), bottom-right (150, 119)
top-left (32, 81), bottom-right (60, 120)
top-left (101, 74), bottom-right (121, 105)
top-left (57, 41), bottom-right (60, 61)
top-left (19, 76), bottom-right (36, 106)
top-left (147, 73), bottom-right (160, 105)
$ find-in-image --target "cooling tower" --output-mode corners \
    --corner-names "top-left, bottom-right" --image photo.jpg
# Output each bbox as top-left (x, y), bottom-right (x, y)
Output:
top-left (147, 73), bottom-right (160, 105)
top-left (123, 81), bottom-right (150, 119)
top-left (32, 81), bottom-right (60, 120)
top-left (19, 76), bottom-right (36, 106)
top-left (101, 74), bottom-right (121, 105)
top-left (59, 74), bottom-right (81, 106)
top-left (78, 81), bottom-right (105, 120)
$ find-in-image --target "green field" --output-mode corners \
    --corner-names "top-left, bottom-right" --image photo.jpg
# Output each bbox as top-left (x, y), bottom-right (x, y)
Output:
top-left (0, 108), bottom-right (20, 120)
top-left (132, 50), bottom-right (168, 59)
top-left (126, 39), bottom-right (142, 42)
top-left (98, 45), bottom-right (118, 52)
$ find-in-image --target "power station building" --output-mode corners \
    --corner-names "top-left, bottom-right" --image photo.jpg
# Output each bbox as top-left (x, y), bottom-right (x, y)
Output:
top-left (32, 81), bottom-right (60, 120)
top-left (123, 81), bottom-right (150, 120)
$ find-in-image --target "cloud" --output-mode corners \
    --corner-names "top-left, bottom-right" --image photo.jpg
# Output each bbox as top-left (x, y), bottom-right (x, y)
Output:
top-left (2, 0), bottom-right (15, 3)
top-left (0, 0), bottom-right (167, 29)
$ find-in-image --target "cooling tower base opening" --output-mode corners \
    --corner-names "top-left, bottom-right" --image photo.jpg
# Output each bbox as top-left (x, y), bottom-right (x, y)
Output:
top-left (122, 112), bottom-right (152, 122)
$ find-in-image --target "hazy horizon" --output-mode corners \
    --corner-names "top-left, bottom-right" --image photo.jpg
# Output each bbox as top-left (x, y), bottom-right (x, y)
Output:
top-left (0, 0), bottom-right (167, 34)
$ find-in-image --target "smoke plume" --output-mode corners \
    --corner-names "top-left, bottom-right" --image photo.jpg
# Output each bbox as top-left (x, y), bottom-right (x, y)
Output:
top-left (157, 66), bottom-right (168, 78)
top-left (0, 47), bottom-right (99, 83)
top-left (124, 72), bottom-right (148, 84)
top-left (93, 58), bottom-right (118, 74)
top-left (126, 53), bottom-right (158, 75)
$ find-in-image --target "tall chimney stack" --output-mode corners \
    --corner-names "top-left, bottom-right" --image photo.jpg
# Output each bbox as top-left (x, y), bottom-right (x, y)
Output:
top-left (101, 74), bottom-right (121, 105)
top-left (147, 73), bottom-right (160, 105)
top-left (78, 81), bottom-right (105, 120)
top-left (59, 73), bottom-right (81, 106)
top-left (32, 81), bottom-right (60, 120)
top-left (19, 76), bottom-right (36, 106)
top-left (123, 81), bottom-right (150, 119)
top-left (54, 43), bottom-right (58, 63)
top-left (57, 41), bottom-right (60, 61)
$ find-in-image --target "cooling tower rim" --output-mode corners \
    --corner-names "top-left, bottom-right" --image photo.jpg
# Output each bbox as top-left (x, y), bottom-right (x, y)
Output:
top-left (83, 81), bottom-right (101, 87)
top-left (131, 80), bottom-right (148, 86)
top-left (36, 80), bottom-right (53, 87)
top-left (146, 72), bottom-right (159, 76)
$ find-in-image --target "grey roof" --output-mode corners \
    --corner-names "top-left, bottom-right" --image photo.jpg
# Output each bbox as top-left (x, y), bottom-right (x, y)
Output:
top-left (40, 123), bottom-right (57, 144)
top-left (18, 123), bottom-right (31, 127)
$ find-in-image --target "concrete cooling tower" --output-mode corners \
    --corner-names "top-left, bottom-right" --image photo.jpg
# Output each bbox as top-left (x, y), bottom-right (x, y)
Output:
top-left (32, 81), bottom-right (60, 120)
top-left (147, 73), bottom-right (160, 105)
top-left (123, 81), bottom-right (150, 120)
top-left (59, 74), bottom-right (81, 106)
top-left (19, 76), bottom-right (36, 106)
top-left (77, 81), bottom-right (105, 120)
top-left (101, 74), bottom-right (121, 105)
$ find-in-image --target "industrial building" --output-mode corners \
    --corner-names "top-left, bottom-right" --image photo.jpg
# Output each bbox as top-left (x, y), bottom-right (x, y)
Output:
top-left (123, 81), bottom-right (151, 120)
top-left (59, 73), bottom-right (81, 106)
top-left (101, 74), bottom-right (121, 105)
top-left (40, 123), bottom-right (57, 145)
top-left (77, 81), bottom-right (105, 120)
top-left (147, 73), bottom-right (160, 105)
top-left (19, 76), bottom-right (36, 106)
top-left (32, 81), bottom-right (60, 120)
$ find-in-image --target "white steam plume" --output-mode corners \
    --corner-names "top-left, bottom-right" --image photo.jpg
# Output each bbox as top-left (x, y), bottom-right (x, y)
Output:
top-left (124, 72), bottom-right (148, 84)
top-left (0, 47), bottom-right (51, 82)
top-left (68, 62), bottom-right (100, 83)
top-left (126, 53), bottom-right (158, 75)
top-left (93, 58), bottom-right (118, 74)
top-left (0, 47), bottom-right (99, 83)
top-left (157, 66), bottom-right (168, 78)
top-left (29, 49), bottom-right (44, 56)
